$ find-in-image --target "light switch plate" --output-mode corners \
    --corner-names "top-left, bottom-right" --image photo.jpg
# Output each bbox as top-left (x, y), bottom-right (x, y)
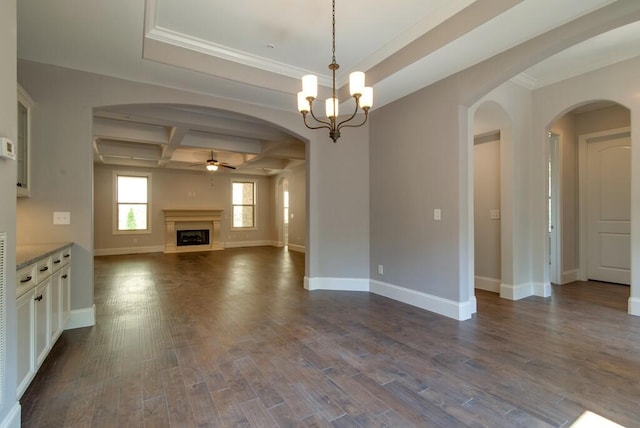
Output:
top-left (434, 209), bottom-right (441, 221)
top-left (53, 211), bottom-right (71, 225)
top-left (490, 209), bottom-right (501, 220)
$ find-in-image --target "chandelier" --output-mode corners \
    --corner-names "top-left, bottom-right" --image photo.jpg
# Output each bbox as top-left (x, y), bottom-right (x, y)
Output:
top-left (297, 0), bottom-right (373, 143)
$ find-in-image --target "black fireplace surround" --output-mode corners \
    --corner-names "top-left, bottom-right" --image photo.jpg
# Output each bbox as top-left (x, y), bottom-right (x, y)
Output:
top-left (176, 229), bottom-right (210, 246)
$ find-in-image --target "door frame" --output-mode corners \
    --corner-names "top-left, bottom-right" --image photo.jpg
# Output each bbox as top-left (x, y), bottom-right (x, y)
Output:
top-left (578, 126), bottom-right (631, 280)
top-left (548, 131), bottom-right (561, 285)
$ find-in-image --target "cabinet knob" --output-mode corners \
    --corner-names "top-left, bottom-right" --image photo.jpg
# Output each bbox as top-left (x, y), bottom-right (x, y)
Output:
top-left (20, 276), bottom-right (32, 283)
top-left (54, 260), bottom-right (61, 264)
top-left (64, 254), bottom-right (70, 258)
top-left (39, 266), bottom-right (49, 272)
top-left (61, 274), bottom-right (68, 279)
top-left (34, 295), bottom-right (43, 302)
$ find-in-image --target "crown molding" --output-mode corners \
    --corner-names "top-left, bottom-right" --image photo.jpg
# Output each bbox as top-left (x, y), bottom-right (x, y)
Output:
top-left (145, 26), bottom-right (334, 88)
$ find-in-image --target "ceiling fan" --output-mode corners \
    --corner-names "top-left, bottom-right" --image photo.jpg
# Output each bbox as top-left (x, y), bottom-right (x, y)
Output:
top-left (192, 151), bottom-right (236, 171)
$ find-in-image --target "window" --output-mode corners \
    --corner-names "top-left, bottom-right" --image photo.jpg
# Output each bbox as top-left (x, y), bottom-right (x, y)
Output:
top-left (232, 181), bottom-right (256, 228)
top-left (283, 189), bottom-right (289, 225)
top-left (115, 173), bottom-right (150, 233)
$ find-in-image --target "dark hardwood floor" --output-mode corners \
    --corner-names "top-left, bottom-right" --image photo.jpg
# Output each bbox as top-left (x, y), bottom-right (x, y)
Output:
top-left (20, 247), bottom-right (640, 427)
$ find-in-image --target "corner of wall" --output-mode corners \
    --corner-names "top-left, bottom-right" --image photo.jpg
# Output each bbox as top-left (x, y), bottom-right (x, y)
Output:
top-left (629, 297), bottom-right (640, 316)
top-left (65, 304), bottom-right (96, 330)
top-left (499, 282), bottom-right (534, 300)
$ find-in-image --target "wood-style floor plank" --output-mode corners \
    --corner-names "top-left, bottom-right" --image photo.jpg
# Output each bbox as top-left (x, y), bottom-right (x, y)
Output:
top-left (19, 247), bottom-right (640, 427)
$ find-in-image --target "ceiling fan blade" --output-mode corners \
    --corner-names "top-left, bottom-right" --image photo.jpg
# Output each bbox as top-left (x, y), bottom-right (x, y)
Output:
top-left (219, 163), bottom-right (236, 170)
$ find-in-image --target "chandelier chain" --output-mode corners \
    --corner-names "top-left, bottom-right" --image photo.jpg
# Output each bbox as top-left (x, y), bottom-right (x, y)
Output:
top-left (331, 0), bottom-right (336, 65)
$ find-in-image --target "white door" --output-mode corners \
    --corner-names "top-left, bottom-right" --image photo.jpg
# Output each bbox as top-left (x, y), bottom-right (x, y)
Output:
top-left (587, 137), bottom-right (631, 284)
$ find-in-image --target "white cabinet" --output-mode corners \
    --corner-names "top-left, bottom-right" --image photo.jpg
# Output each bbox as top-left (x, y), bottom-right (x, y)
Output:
top-left (50, 248), bottom-right (71, 343)
top-left (16, 290), bottom-right (35, 397)
top-left (61, 265), bottom-right (71, 328)
top-left (15, 244), bottom-right (72, 398)
top-left (17, 85), bottom-right (33, 197)
top-left (34, 280), bottom-right (50, 367)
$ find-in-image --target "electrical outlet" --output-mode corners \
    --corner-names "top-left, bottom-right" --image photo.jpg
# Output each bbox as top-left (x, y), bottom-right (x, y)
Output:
top-left (434, 209), bottom-right (441, 221)
top-left (377, 264), bottom-right (384, 275)
top-left (490, 209), bottom-right (501, 220)
top-left (53, 211), bottom-right (70, 225)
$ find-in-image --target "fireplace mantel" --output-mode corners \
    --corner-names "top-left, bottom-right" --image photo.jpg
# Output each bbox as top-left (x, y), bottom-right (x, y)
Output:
top-left (162, 209), bottom-right (223, 253)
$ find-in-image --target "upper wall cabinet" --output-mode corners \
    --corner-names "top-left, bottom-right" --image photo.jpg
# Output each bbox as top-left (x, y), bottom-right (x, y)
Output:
top-left (17, 84), bottom-right (33, 197)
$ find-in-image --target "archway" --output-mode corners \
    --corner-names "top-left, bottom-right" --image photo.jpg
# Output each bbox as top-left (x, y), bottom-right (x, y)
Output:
top-left (545, 101), bottom-right (631, 307)
top-left (469, 100), bottom-right (517, 309)
top-left (91, 102), bottom-right (309, 276)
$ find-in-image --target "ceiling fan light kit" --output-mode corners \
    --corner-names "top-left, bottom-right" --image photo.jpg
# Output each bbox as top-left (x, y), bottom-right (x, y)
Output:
top-left (195, 150), bottom-right (236, 172)
top-left (297, 0), bottom-right (373, 143)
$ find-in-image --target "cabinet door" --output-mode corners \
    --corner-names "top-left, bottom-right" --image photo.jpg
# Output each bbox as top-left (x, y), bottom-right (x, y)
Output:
top-left (61, 265), bottom-right (71, 328)
top-left (16, 290), bottom-right (35, 397)
top-left (17, 85), bottom-right (32, 197)
top-left (34, 280), bottom-right (51, 367)
top-left (50, 271), bottom-right (62, 343)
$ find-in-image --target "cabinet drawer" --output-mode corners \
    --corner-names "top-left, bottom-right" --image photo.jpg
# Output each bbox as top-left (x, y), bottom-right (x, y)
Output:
top-left (61, 247), bottom-right (71, 265)
top-left (36, 256), bottom-right (52, 282)
top-left (17, 264), bottom-right (36, 298)
top-left (51, 251), bottom-right (64, 272)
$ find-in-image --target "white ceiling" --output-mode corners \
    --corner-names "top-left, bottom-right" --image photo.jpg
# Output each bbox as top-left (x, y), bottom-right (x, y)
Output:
top-left (16, 0), bottom-right (640, 175)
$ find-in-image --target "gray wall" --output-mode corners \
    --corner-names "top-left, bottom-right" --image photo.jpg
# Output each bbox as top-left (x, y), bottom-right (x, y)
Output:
top-left (370, 81), bottom-right (464, 301)
top-left (0, 1), bottom-right (19, 425)
top-left (575, 104), bottom-right (631, 136)
top-left (474, 139), bottom-right (501, 282)
top-left (94, 164), bottom-right (279, 252)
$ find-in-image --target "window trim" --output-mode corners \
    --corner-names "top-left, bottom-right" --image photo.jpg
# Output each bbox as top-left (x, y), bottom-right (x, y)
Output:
top-left (231, 180), bottom-right (257, 230)
top-left (112, 171), bottom-right (152, 235)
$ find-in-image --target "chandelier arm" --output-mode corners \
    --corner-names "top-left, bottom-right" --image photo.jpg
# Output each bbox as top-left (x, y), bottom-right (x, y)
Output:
top-left (336, 97), bottom-right (362, 130)
top-left (336, 109), bottom-right (369, 130)
top-left (302, 112), bottom-right (333, 131)
top-left (307, 102), bottom-right (333, 128)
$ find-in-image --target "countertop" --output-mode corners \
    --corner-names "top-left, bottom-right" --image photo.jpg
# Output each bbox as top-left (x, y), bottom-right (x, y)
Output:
top-left (17, 242), bottom-right (73, 270)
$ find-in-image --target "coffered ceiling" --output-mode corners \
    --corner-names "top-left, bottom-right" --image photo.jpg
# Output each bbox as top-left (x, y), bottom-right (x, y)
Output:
top-left (17, 0), bottom-right (640, 175)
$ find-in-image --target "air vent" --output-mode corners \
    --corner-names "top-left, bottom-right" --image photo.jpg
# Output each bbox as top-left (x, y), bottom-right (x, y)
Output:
top-left (0, 232), bottom-right (6, 405)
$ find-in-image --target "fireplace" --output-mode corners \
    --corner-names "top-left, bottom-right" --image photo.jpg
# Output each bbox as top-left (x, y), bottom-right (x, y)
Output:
top-left (162, 209), bottom-right (223, 253)
top-left (177, 229), bottom-right (210, 247)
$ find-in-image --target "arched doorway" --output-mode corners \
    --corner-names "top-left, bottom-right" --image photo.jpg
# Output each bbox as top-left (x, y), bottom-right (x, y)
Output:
top-left (470, 100), bottom-right (518, 308)
top-left (546, 101), bottom-right (631, 305)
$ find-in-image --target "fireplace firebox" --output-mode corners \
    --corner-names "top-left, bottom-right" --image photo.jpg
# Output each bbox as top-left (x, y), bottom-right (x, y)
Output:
top-left (176, 229), bottom-right (210, 247)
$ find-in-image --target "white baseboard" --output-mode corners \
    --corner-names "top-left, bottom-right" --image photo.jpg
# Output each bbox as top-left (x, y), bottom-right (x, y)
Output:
top-left (500, 282), bottom-right (533, 300)
top-left (65, 304), bottom-right (96, 330)
top-left (94, 246), bottom-right (164, 256)
top-left (287, 244), bottom-right (305, 253)
top-left (629, 297), bottom-right (640, 316)
top-left (0, 402), bottom-right (21, 428)
top-left (371, 280), bottom-right (474, 321)
top-left (304, 276), bottom-right (369, 291)
top-left (474, 276), bottom-right (500, 293)
top-left (561, 269), bottom-right (579, 284)
top-left (303, 276), bottom-right (476, 321)
top-left (534, 282), bottom-right (552, 297)
top-left (224, 240), bottom-right (277, 249)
